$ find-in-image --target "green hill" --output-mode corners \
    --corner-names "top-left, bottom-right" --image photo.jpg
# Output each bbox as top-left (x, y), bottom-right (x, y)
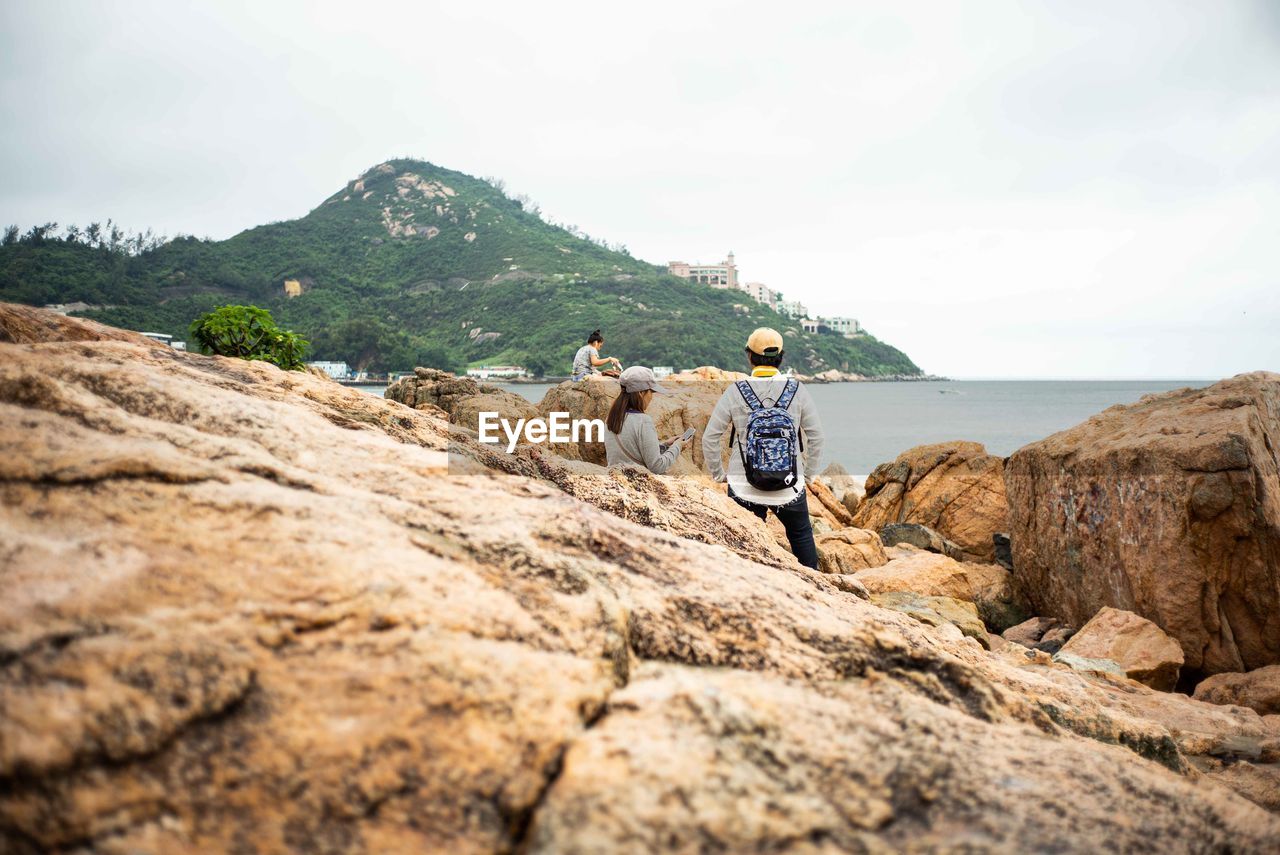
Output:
top-left (0, 159), bottom-right (922, 377)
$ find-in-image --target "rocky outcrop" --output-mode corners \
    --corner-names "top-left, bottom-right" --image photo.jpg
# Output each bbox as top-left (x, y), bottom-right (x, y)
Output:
top-left (815, 527), bottom-right (887, 574)
top-left (384, 366), bottom-right (535, 432)
top-left (1003, 616), bottom-right (1063, 647)
top-left (2, 306), bottom-right (1279, 850)
top-left (1058, 607), bottom-right (1186, 692)
top-left (879, 521), bottom-right (966, 559)
top-left (869, 591), bottom-right (990, 648)
top-left (1195, 665), bottom-right (1280, 716)
top-left (1005, 372), bottom-right (1280, 676)
top-left (856, 547), bottom-right (1028, 632)
top-left (852, 441), bottom-right (1009, 561)
top-left (0, 301), bottom-right (167, 346)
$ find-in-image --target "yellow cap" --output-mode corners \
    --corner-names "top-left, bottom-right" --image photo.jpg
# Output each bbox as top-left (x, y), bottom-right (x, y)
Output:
top-left (746, 327), bottom-right (784, 355)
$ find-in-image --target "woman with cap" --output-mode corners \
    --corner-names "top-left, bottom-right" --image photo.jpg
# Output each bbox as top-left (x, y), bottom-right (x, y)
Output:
top-left (602, 366), bottom-right (696, 475)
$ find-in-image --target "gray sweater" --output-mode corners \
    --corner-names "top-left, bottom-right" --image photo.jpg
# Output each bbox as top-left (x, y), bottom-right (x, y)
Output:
top-left (603, 412), bottom-right (685, 474)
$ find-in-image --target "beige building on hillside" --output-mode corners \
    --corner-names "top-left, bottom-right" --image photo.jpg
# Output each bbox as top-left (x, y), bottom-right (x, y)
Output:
top-left (667, 252), bottom-right (738, 289)
top-left (743, 281), bottom-right (776, 308)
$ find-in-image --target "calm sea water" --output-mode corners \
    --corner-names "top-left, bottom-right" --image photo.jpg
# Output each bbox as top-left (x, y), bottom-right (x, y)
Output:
top-left (362, 380), bottom-right (1205, 476)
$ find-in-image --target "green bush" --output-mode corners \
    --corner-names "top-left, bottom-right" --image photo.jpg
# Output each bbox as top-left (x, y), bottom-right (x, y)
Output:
top-left (189, 305), bottom-right (308, 370)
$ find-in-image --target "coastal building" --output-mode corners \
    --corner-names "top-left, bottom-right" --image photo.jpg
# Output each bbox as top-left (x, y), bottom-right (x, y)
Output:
top-left (800, 318), bottom-right (820, 334)
top-left (652, 366), bottom-right (674, 379)
top-left (823, 316), bottom-right (862, 337)
top-left (667, 252), bottom-right (738, 289)
top-left (467, 365), bottom-right (528, 380)
top-left (743, 281), bottom-right (776, 309)
top-left (307, 361), bottom-right (352, 380)
top-left (776, 300), bottom-right (808, 320)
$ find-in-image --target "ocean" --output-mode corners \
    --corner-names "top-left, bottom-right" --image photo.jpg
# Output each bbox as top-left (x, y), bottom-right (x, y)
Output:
top-left (361, 379), bottom-right (1206, 476)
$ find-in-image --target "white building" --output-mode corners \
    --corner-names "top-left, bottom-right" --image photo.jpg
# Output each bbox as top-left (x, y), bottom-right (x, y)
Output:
top-left (652, 366), bottom-right (674, 379)
top-left (467, 365), bottom-right (528, 380)
top-left (307, 361), bottom-right (351, 380)
top-left (800, 318), bottom-right (820, 334)
top-left (822, 316), bottom-right (863, 337)
top-left (777, 300), bottom-right (809, 320)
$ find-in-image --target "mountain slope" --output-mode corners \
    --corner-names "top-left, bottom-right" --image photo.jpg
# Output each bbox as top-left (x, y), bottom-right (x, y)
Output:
top-left (0, 159), bottom-right (922, 376)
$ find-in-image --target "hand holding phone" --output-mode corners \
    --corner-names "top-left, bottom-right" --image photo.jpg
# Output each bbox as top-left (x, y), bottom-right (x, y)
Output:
top-left (680, 427), bottom-right (696, 442)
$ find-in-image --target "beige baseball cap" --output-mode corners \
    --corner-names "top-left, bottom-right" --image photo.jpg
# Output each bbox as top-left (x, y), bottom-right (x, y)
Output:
top-left (746, 327), bottom-right (784, 356)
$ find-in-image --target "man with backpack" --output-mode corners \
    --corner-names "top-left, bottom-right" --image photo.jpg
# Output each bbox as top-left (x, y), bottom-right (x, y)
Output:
top-left (702, 328), bottom-right (825, 569)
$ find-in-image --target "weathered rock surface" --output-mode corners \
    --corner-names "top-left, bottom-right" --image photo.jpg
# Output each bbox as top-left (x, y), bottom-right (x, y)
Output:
top-left (855, 548), bottom-right (1028, 632)
top-left (852, 441), bottom-right (1009, 561)
top-left (870, 591), bottom-right (991, 649)
top-left (1058, 607), bottom-right (1186, 692)
top-left (1003, 616), bottom-right (1062, 647)
top-left (879, 521), bottom-right (966, 560)
top-left (385, 366), bottom-right (536, 433)
top-left (2, 306), bottom-right (1279, 851)
top-left (1005, 372), bottom-right (1280, 675)
top-left (1195, 665), bottom-right (1280, 716)
top-left (815, 527), bottom-right (888, 574)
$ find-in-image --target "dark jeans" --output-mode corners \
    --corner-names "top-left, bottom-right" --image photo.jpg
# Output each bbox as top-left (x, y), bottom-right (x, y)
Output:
top-left (729, 487), bottom-right (819, 570)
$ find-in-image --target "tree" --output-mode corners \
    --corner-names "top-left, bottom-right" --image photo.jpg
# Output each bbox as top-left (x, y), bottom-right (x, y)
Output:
top-left (1, 225), bottom-right (17, 246)
top-left (188, 305), bottom-right (308, 370)
top-left (84, 222), bottom-right (101, 247)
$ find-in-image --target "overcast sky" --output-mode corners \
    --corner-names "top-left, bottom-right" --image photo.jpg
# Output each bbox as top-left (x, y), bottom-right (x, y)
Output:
top-left (2, 1), bottom-right (1276, 378)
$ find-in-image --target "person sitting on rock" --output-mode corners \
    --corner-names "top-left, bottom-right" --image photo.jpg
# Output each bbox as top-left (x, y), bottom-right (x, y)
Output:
top-left (702, 328), bottom-right (825, 569)
top-left (572, 329), bottom-right (622, 380)
top-left (603, 366), bottom-right (696, 474)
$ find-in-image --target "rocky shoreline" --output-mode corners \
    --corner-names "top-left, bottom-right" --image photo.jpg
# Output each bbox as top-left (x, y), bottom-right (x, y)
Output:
top-left (2, 302), bottom-right (1278, 852)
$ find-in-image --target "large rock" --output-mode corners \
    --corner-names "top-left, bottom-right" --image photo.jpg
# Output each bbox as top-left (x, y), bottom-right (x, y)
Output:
top-left (2, 306), bottom-right (1280, 849)
top-left (815, 527), bottom-right (887, 574)
top-left (1195, 665), bottom-right (1280, 716)
top-left (1002, 616), bottom-right (1062, 647)
top-left (385, 366), bottom-right (535, 433)
top-left (1058, 607), bottom-right (1186, 691)
top-left (869, 591), bottom-right (991, 649)
top-left (855, 548), bottom-right (1028, 632)
top-left (879, 521), bottom-right (966, 559)
top-left (1005, 372), bottom-right (1280, 676)
top-left (852, 441), bottom-right (1009, 561)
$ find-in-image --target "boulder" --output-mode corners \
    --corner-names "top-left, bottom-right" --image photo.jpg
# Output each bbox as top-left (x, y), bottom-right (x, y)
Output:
top-left (1194, 665), bottom-right (1280, 716)
top-left (869, 591), bottom-right (991, 649)
top-left (1005, 372), bottom-right (1280, 675)
top-left (1052, 651), bottom-right (1128, 680)
top-left (1035, 625), bottom-right (1077, 655)
top-left (855, 549), bottom-right (1027, 633)
top-left (878, 521), bottom-right (965, 559)
top-left (450, 390), bottom-right (538, 435)
top-left (815, 527), bottom-right (888, 574)
top-left (667, 365), bottom-right (748, 382)
top-left (1058, 607), bottom-right (1186, 691)
top-left (817, 461), bottom-right (864, 504)
top-left (3, 305), bottom-right (1280, 849)
top-left (852, 441), bottom-right (1009, 561)
top-left (1002, 616), bottom-right (1061, 647)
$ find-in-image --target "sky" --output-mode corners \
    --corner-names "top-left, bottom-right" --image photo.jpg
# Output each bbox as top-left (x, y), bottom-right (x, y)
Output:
top-left (2, 0), bottom-right (1277, 378)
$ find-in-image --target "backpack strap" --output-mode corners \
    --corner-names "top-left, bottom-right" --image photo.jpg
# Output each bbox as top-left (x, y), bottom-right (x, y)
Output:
top-left (735, 379), bottom-right (763, 412)
top-left (775, 379), bottom-right (799, 411)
